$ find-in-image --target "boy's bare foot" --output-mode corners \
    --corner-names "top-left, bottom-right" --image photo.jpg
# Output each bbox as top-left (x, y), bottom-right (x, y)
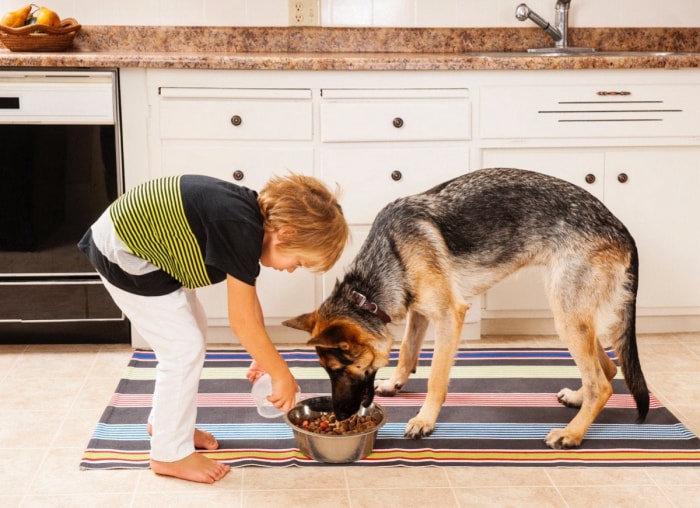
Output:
top-left (147, 424), bottom-right (220, 450)
top-left (151, 453), bottom-right (231, 484)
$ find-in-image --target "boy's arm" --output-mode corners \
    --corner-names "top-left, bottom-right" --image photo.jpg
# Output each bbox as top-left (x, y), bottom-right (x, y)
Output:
top-left (226, 274), bottom-right (297, 410)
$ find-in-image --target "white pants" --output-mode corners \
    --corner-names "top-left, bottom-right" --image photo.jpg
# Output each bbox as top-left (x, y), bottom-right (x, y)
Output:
top-left (101, 277), bottom-right (208, 462)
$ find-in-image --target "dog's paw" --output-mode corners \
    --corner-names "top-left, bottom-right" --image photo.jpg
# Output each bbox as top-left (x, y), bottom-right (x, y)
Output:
top-left (544, 428), bottom-right (583, 449)
top-left (404, 416), bottom-right (435, 439)
top-left (556, 387), bottom-right (583, 408)
top-left (375, 378), bottom-right (401, 396)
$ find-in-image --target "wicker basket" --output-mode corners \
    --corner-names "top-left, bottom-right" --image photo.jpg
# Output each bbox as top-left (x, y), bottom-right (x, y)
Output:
top-left (0, 18), bottom-right (81, 52)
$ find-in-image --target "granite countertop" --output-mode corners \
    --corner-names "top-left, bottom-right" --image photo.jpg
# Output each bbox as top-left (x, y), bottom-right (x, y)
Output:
top-left (1, 26), bottom-right (700, 71)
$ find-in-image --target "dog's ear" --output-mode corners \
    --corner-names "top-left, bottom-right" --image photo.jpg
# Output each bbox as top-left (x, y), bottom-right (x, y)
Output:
top-left (281, 312), bottom-right (317, 332)
top-left (307, 334), bottom-right (349, 351)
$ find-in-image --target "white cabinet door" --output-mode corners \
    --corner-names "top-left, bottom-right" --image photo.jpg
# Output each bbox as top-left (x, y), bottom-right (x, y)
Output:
top-left (480, 149), bottom-right (605, 313)
top-left (481, 147), bottom-right (700, 316)
top-left (321, 147), bottom-right (470, 224)
top-left (604, 148), bottom-right (700, 311)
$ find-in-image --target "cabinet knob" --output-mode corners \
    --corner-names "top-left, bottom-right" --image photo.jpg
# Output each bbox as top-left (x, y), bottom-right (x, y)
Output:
top-left (585, 173), bottom-right (596, 184)
top-left (391, 170), bottom-right (403, 181)
top-left (230, 115), bottom-right (243, 126)
top-left (392, 117), bottom-right (404, 128)
top-left (232, 170), bottom-right (245, 181)
top-left (617, 173), bottom-right (629, 183)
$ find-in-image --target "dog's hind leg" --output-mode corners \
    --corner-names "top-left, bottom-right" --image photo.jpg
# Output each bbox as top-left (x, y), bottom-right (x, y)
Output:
top-left (545, 311), bottom-right (613, 449)
top-left (545, 252), bottom-right (623, 449)
top-left (376, 309), bottom-right (429, 395)
top-left (557, 340), bottom-right (618, 409)
top-left (404, 302), bottom-right (469, 438)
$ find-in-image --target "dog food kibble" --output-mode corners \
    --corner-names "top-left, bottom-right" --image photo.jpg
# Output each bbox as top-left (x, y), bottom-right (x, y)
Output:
top-left (300, 413), bottom-right (379, 435)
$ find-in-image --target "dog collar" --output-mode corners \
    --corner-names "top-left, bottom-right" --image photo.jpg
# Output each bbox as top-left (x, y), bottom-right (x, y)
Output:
top-left (351, 291), bottom-right (392, 324)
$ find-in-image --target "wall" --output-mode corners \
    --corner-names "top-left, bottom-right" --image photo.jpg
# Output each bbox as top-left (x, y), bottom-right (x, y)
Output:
top-left (0, 0), bottom-right (699, 28)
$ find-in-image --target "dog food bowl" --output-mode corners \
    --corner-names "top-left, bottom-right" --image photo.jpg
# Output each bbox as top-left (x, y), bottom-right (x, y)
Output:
top-left (284, 396), bottom-right (387, 463)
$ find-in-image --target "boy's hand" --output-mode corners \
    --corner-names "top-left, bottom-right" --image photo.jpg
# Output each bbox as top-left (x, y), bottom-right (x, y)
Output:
top-left (246, 360), bottom-right (266, 384)
top-left (268, 372), bottom-right (300, 413)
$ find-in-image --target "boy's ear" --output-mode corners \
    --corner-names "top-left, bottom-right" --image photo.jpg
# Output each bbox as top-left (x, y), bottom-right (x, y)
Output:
top-left (277, 226), bottom-right (297, 242)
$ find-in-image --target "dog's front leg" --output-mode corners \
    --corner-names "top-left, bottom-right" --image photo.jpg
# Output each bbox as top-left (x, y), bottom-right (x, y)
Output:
top-left (376, 310), bottom-right (429, 396)
top-left (404, 304), bottom-right (467, 438)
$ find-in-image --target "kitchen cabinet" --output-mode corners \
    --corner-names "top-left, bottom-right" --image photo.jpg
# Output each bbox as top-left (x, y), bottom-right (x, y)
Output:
top-left (482, 148), bottom-right (700, 317)
top-left (478, 76), bottom-right (700, 331)
top-left (119, 67), bottom-right (700, 343)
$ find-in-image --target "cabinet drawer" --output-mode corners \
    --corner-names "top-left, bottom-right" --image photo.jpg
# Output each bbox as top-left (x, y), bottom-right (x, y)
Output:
top-left (160, 143), bottom-right (314, 189)
top-left (321, 147), bottom-right (469, 224)
top-left (321, 89), bottom-right (470, 142)
top-left (480, 84), bottom-right (700, 139)
top-left (159, 88), bottom-right (312, 141)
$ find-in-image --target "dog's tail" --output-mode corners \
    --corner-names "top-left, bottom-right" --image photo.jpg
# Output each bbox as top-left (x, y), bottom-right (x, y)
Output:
top-left (616, 243), bottom-right (650, 423)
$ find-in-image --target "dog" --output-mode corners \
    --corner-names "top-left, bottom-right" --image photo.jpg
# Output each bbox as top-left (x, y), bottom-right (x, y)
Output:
top-left (283, 167), bottom-right (650, 449)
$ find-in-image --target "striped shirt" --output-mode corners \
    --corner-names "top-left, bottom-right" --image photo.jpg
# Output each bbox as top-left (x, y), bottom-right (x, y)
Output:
top-left (110, 175), bottom-right (211, 289)
top-left (79, 175), bottom-right (263, 296)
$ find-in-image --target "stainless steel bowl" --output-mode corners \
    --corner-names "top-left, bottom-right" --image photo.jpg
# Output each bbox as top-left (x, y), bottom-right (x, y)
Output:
top-left (284, 396), bottom-right (387, 463)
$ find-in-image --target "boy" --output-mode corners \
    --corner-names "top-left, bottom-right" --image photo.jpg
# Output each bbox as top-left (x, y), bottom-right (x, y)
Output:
top-left (79, 173), bottom-right (349, 483)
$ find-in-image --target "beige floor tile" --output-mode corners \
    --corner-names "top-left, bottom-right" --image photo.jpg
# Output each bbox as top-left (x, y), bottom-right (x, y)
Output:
top-left (0, 410), bottom-right (64, 448)
top-left (345, 464), bottom-right (449, 489)
top-left (350, 487), bottom-right (458, 508)
top-left (9, 350), bottom-right (99, 379)
top-left (545, 467), bottom-right (652, 486)
top-left (638, 343), bottom-right (700, 373)
top-left (646, 467), bottom-right (700, 485)
top-left (0, 496), bottom-right (23, 508)
top-left (0, 449), bottom-right (48, 496)
top-left (0, 346), bottom-right (24, 381)
top-left (659, 485), bottom-right (700, 508)
top-left (446, 466), bottom-right (552, 487)
top-left (452, 486), bottom-right (566, 508)
top-left (242, 488), bottom-right (349, 508)
top-left (557, 485), bottom-right (672, 508)
top-left (135, 491), bottom-right (242, 508)
top-left (20, 493), bottom-right (135, 508)
top-left (30, 447), bottom-right (140, 496)
top-left (242, 465), bottom-right (346, 490)
top-left (0, 376), bottom-right (84, 412)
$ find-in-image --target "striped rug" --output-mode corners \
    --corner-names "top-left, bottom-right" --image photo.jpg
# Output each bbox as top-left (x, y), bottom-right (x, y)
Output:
top-left (80, 348), bottom-right (700, 468)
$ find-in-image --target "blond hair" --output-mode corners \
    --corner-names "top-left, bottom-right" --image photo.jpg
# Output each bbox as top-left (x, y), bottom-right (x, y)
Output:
top-left (257, 173), bottom-right (349, 273)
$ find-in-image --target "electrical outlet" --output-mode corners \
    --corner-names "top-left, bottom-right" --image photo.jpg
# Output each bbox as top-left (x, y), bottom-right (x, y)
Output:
top-left (289, 0), bottom-right (321, 26)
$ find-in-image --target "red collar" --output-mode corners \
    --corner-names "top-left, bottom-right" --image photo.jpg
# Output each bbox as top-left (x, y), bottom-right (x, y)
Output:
top-left (351, 291), bottom-right (392, 324)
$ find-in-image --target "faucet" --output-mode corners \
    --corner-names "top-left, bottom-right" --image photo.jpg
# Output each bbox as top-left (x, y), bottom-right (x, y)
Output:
top-left (516, 0), bottom-right (589, 52)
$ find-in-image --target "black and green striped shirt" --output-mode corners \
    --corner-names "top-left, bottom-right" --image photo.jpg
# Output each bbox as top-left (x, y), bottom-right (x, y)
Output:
top-left (80, 174), bottom-right (263, 295)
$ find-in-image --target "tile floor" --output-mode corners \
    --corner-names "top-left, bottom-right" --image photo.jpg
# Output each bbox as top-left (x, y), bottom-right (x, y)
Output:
top-left (1, 332), bottom-right (699, 508)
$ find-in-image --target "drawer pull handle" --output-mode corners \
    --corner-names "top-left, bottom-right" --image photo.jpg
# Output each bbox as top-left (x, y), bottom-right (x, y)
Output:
top-left (585, 173), bottom-right (596, 184)
top-left (231, 115), bottom-right (243, 126)
top-left (392, 117), bottom-right (404, 128)
top-left (617, 173), bottom-right (629, 183)
top-left (391, 170), bottom-right (403, 181)
top-left (233, 170), bottom-right (245, 181)
top-left (597, 91), bottom-right (631, 96)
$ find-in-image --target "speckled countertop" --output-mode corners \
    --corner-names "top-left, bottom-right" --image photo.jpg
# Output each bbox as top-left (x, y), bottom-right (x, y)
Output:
top-left (2, 26), bottom-right (700, 70)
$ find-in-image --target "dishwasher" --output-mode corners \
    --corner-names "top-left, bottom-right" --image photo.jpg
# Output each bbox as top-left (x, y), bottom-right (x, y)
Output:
top-left (0, 68), bottom-right (129, 342)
